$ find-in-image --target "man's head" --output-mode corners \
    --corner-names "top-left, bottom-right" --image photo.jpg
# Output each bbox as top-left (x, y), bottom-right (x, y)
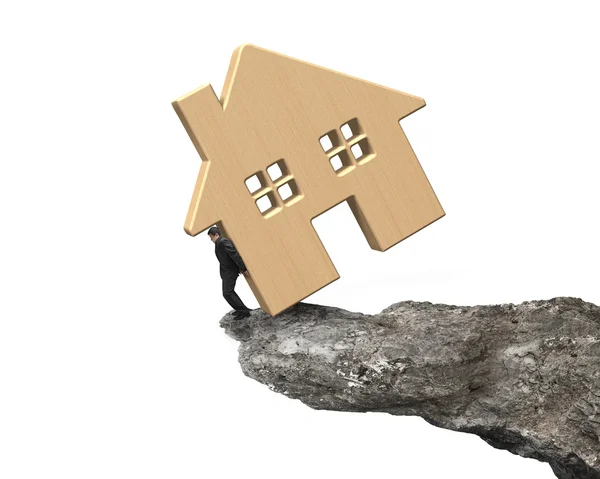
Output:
top-left (207, 226), bottom-right (221, 243)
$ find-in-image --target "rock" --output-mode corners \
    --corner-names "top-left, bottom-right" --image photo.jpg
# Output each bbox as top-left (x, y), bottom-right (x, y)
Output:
top-left (220, 297), bottom-right (600, 479)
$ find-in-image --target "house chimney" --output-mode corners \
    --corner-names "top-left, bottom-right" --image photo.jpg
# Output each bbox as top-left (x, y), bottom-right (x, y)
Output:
top-left (173, 84), bottom-right (225, 237)
top-left (172, 83), bottom-right (225, 162)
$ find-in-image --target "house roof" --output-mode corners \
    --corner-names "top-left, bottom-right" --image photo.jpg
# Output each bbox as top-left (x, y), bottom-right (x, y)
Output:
top-left (221, 44), bottom-right (425, 115)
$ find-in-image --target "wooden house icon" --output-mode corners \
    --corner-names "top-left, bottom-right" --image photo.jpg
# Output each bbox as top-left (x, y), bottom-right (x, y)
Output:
top-left (173, 44), bottom-right (445, 316)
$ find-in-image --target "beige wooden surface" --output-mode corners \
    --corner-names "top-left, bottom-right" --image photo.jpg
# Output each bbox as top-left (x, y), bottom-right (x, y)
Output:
top-left (173, 44), bottom-right (445, 316)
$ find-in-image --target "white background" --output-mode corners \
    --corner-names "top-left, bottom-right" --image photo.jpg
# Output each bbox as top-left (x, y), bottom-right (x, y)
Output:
top-left (1, 1), bottom-right (598, 478)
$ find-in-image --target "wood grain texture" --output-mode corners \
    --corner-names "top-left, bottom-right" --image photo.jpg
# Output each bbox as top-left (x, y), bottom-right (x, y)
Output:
top-left (173, 44), bottom-right (445, 316)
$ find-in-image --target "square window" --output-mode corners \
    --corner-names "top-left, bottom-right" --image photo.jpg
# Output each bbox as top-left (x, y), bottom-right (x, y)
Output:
top-left (278, 182), bottom-right (293, 201)
top-left (330, 154), bottom-right (344, 171)
top-left (245, 174), bottom-right (263, 194)
top-left (319, 135), bottom-right (333, 152)
top-left (267, 163), bottom-right (282, 181)
top-left (351, 137), bottom-right (375, 164)
top-left (350, 143), bottom-right (363, 160)
top-left (340, 118), bottom-right (362, 140)
top-left (340, 123), bottom-right (353, 140)
top-left (319, 130), bottom-right (340, 153)
top-left (277, 179), bottom-right (301, 205)
top-left (256, 194), bottom-right (273, 213)
top-left (329, 149), bottom-right (353, 174)
top-left (266, 159), bottom-right (289, 182)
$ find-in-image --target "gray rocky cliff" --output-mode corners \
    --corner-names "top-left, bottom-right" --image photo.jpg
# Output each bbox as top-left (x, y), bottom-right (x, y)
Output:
top-left (220, 297), bottom-right (600, 479)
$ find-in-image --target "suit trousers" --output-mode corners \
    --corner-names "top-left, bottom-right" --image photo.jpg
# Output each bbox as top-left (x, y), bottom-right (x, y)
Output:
top-left (222, 275), bottom-right (249, 312)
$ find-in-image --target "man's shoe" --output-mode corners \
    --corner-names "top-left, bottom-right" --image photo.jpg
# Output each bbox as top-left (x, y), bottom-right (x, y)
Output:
top-left (233, 309), bottom-right (251, 320)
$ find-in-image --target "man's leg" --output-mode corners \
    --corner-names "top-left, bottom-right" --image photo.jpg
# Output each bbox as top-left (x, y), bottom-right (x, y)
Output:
top-left (222, 275), bottom-right (250, 313)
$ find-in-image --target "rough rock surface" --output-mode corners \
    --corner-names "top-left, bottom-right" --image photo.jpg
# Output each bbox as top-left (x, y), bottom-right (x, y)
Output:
top-left (220, 297), bottom-right (600, 479)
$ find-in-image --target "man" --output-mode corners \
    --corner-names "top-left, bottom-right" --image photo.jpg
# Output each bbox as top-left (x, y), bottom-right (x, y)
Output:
top-left (208, 226), bottom-right (252, 320)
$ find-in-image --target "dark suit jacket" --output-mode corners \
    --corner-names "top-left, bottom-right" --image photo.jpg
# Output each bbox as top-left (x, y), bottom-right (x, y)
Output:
top-left (215, 236), bottom-right (247, 279)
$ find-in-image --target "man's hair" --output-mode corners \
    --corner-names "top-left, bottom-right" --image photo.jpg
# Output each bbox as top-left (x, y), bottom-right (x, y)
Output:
top-left (207, 226), bottom-right (221, 236)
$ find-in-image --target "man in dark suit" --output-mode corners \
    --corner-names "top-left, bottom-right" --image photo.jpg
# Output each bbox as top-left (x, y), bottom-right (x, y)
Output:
top-left (208, 226), bottom-right (252, 319)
